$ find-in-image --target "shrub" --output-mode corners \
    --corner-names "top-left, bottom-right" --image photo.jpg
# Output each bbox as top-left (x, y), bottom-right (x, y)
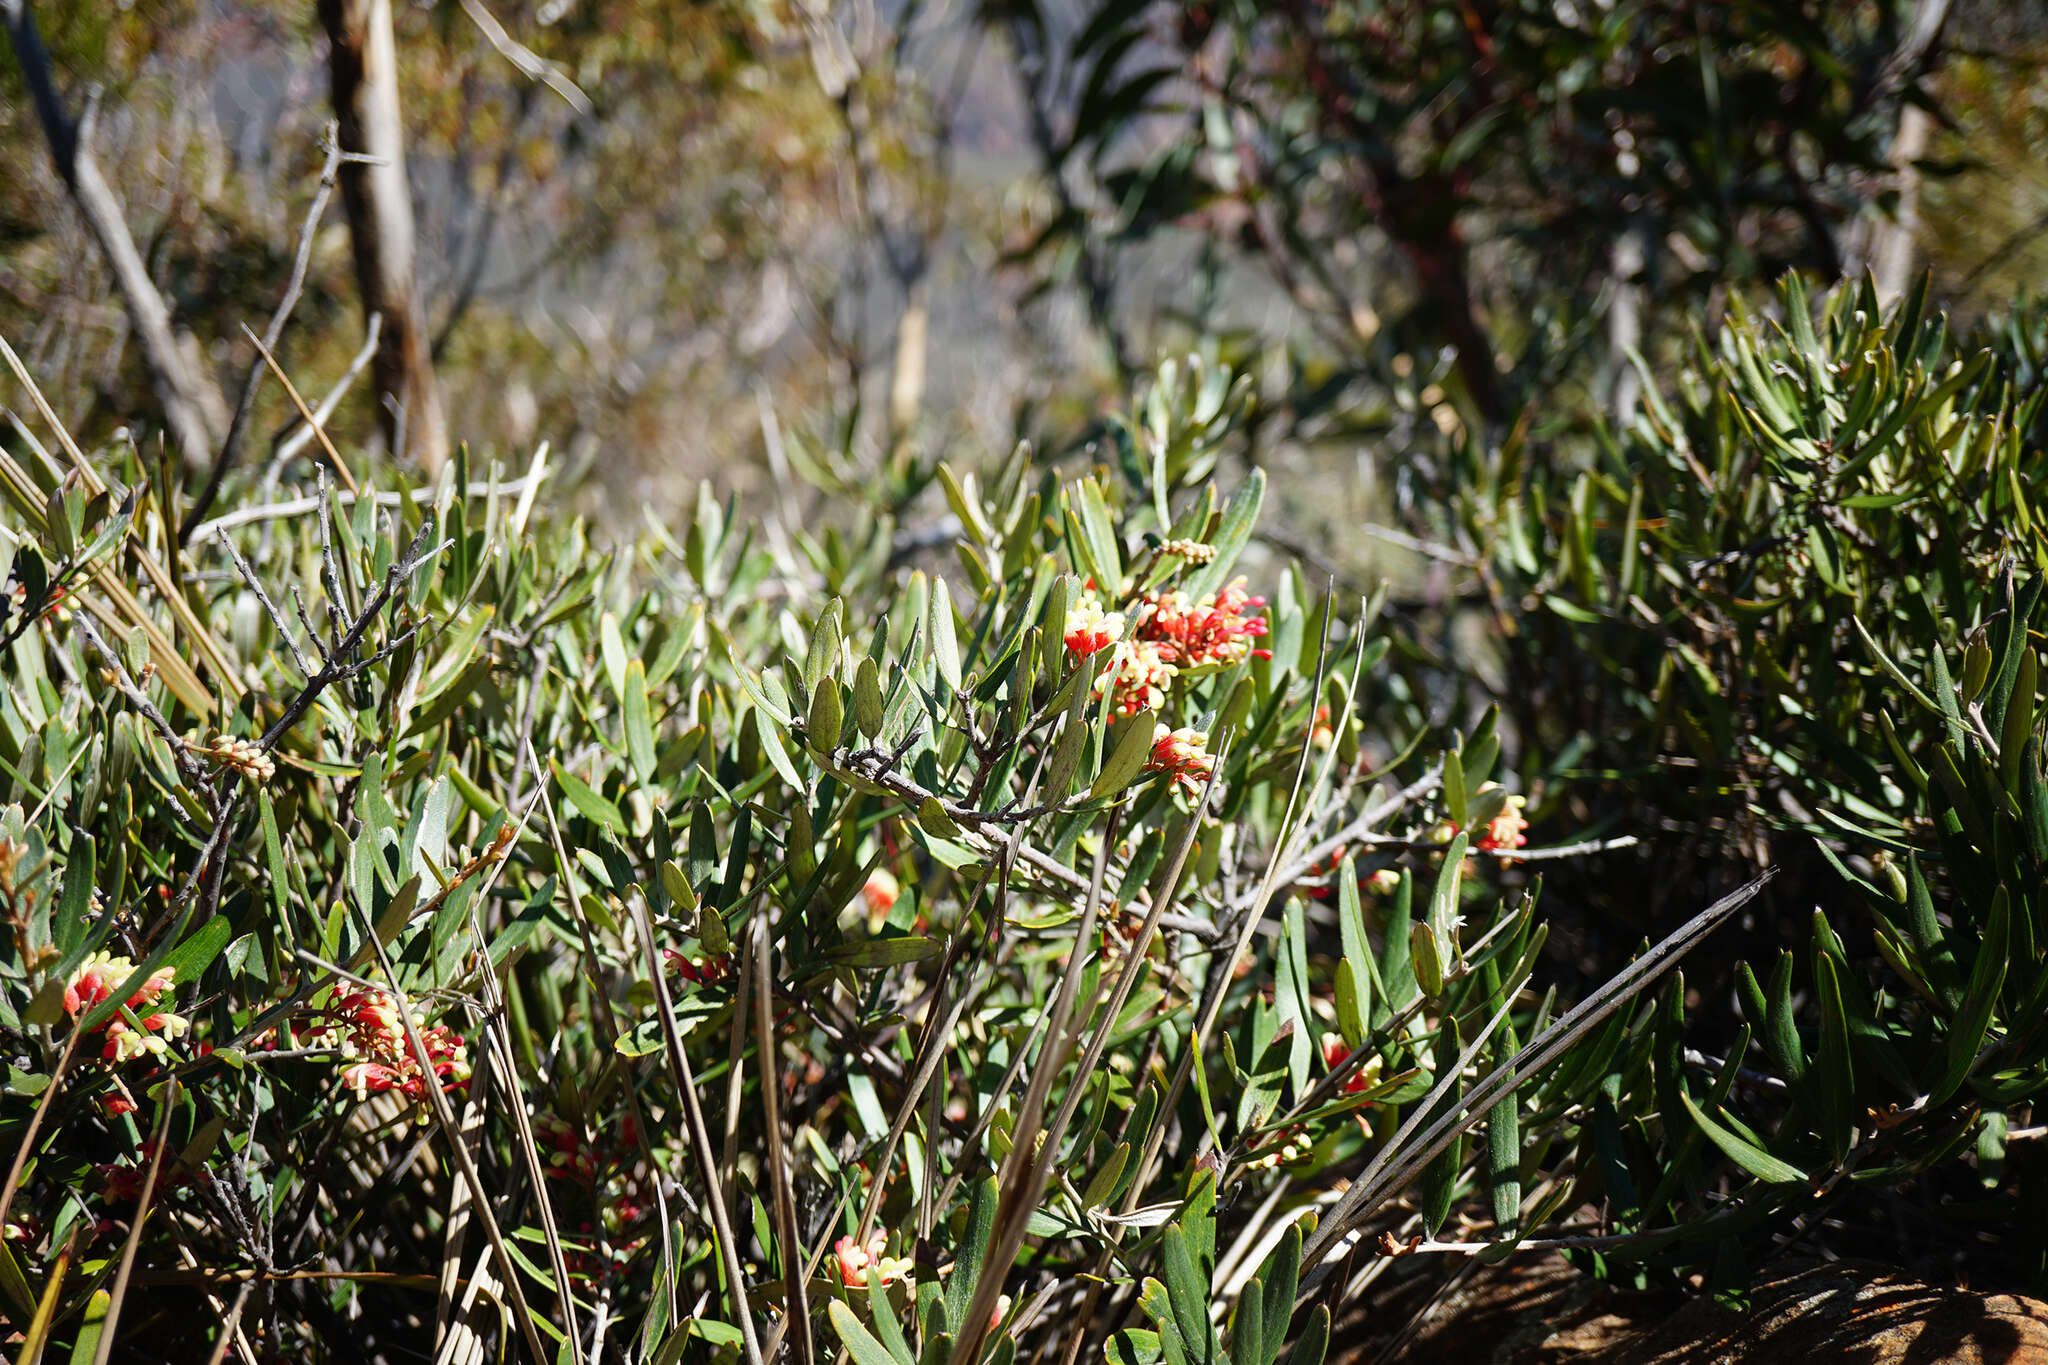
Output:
top-left (0, 295), bottom-right (2038, 1361)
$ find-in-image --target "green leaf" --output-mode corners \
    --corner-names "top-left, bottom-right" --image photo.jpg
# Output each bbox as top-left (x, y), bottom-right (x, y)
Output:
top-left (1257, 1224), bottom-right (1302, 1365)
top-left (1228, 1278), bottom-right (1265, 1365)
top-left (855, 656), bottom-right (885, 738)
top-left (1280, 1305), bottom-right (1329, 1365)
top-left (822, 937), bottom-right (944, 969)
top-left (1158, 1226), bottom-right (1214, 1362)
top-left (623, 660), bottom-right (656, 783)
top-left (1937, 887), bottom-right (2008, 1104)
top-left (866, 1271), bottom-right (916, 1365)
top-left (809, 683), bottom-right (844, 753)
top-left (66, 1288), bottom-right (109, 1365)
top-left (1078, 479), bottom-right (1124, 595)
top-left (1105, 1330), bottom-right (1165, 1365)
top-left (1999, 641), bottom-right (2036, 794)
top-left (947, 1178), bottom-right (998, 1334)
top-left (1082, 1143), bottom-right (1130, 1209)
top-left (600, 612), bottom-right (628, 701)
top-left (806, 598), bottom-right (845, 697)
top-left (1678, 1090), bottom-right (1807, 1185)
top-left (1850, 615), bottom-right (1940, 719)
top-left (552, 760), bottom-right (627, 834)
top-left (1488, 1022), bottom-right (1522, 1235)
top-left (1334, 959), bottom-right (1366, 1049)
top-left (1091, 710), bottom-right (1158, 800)
top-left (1987, 575), bottom-right (2044, 734)
top-left (830, 1301), bottom-right (910, 1365)
top-left (1185, 469), bottom-right (1264, 601)
top-left (932, 578), bottom-right (963, 693)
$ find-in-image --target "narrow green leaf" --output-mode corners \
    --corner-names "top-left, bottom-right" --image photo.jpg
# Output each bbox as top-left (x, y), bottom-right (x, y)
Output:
top-left (624, 659), bottom-right (656, 782)
top-left (946, 1177), bottom-right (998, 1335)
top-left (552, 760), bottom-right (627, 834)
top-left (1158, 1227), bottom-right (1213, 1362)
top-left (1185, 469), bottom-right (1265, 601)
top-left (1082, 1143), bottom-right (1130, 1209)
top-left (1678, 1090), bottom-right (1807, 1185)
top-left (830, 1301), bottom-right (909, 1365)
top-left (854, 657), bottom-right (885, 738)
top-left (1091, 709), bottom-right (1158, 800)
top-left (822, 937), bottom-right (944, 969)
top-left (1281, 1305), bottom-right (1330, 1365)
top-left (806, 598), bottom-right (845, 697)
top-left (932, 578), bottom-right (963, 693)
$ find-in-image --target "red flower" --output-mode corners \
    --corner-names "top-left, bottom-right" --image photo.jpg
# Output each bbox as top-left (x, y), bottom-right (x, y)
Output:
top-left (1133, 577), bottom-right (1271, 671)
top-left (63, 953), bottom-right (188, 1062)
top-left (1473, 791), bottom-right (1528, 855)
top-left (1146, 725), bottom-right (1215, 798)
top-left (301, 987), bottom-right (470, 1103)
top-left (1063, 595), bottom-right (1125, 656)
top-left (1323, 1036), bottom-right (1381, 1096)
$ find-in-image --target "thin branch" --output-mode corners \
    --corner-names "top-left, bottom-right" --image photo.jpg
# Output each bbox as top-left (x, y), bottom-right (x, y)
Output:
top-left (271, 313), bottom-right (381, 468)
top-left (188, 463), bottom-right (542, 543)
top-left (184, 130), bottom-right (350, 541)
top-left (456, 0), bottom-right (593, 115)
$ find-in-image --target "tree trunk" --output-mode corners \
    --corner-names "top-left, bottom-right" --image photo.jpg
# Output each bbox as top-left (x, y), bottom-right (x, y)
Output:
top-left (318, 0), bottom-right (449, 474)
top-left (2, 0), bottom-right (229, 469)
top-left (1869, 105), bottom-right (1932, 304)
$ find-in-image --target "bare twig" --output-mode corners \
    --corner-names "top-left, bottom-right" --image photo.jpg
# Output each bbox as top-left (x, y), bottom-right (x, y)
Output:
top-left (185, 129), bottom-right (351, 541)
top-left (271, 313), bottom-right (382, 469)
top-left (456, 0), bottom-right (593, 114)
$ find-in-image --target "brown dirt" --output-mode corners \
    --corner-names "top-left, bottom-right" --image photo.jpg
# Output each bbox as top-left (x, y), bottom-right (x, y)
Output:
top-left (1352, 1256), bottom-right (2048, 1364)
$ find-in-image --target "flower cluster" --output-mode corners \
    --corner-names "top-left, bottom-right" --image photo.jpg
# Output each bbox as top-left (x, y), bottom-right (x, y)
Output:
top-left (833, 1231), bottom-right (913, 1288)
top-left (1247, 1127), bottom-right (1310, 1171)
top-left (1096, 637), bottom-right (1178, 716)
top-left (97, 1138), bottom-right (208, 1204)
top-left (1135, 577), bottom-right (1271, 672)
top-left (1063, 592), bottom-right (1125, 657)
top-left (1474, 790), bottom-right (1529, 855)
top-left (1156, 538), bottom-right (1217, 563)
top-left (198, 734), bottom-right (275, 782)
top-left (298, 987), bottom-right (470, 1102)
top-left (1146, 725), bottom-right (1215, 798)
top-left (536, 1111), bottom-right (643, 1183)
top-left (1082, 576), bottom-right (1271, 714)
top-left (64, 953), bottom-right (188, 1063)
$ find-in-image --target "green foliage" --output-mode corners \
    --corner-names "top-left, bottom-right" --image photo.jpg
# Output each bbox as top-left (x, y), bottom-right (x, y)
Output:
top-left (3, 273), bottom-right (2046, 1358)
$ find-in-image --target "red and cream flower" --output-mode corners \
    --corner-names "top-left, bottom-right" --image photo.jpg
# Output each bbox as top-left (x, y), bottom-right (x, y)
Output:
top-left (300, 987), bottom-right (471, 1103)
top-left (1064, 593), bottom-right (1125, 657)
top-left (1096, 637), bottom-right (1177, 716)
top-left (1134, 577), bottom-right (1271, 671)
top-left (833, 1231), bottom-right (913, 1288)
top-left (1322, 1035), bottom-right (1383, 1096)
top-left (1474, 789), bottom-right (1529, 855)
top-left (63, 953), bottom-right (188, 1063)
top-left (1146, 724), bottom-right (1215, 798)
